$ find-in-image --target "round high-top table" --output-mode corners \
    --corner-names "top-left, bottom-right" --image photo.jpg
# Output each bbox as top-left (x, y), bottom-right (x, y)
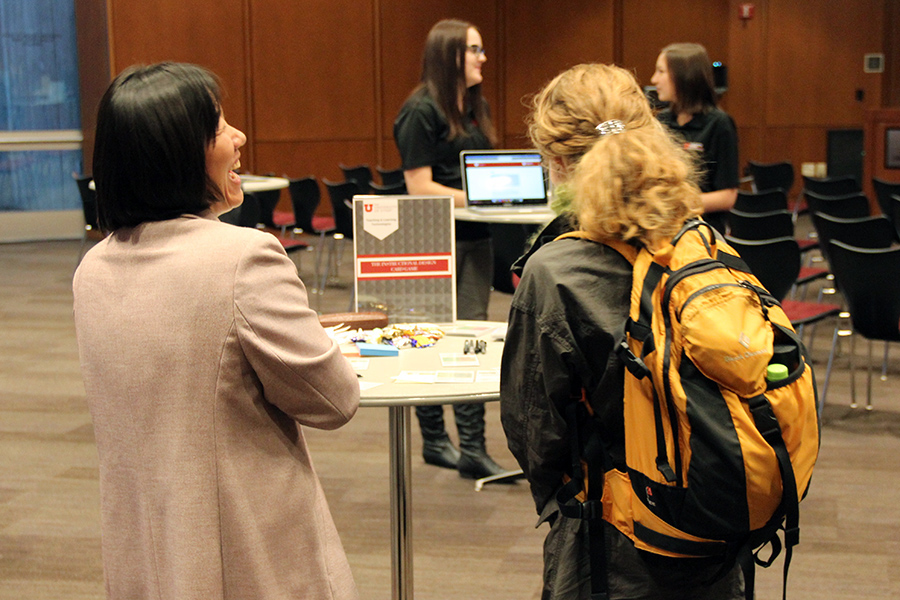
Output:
top-left (355, 322), bottom-right (515, 600)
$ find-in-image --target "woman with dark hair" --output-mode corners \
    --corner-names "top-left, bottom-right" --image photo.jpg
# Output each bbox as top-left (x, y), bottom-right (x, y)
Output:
top-left (74, 62), bottom-right (360, 600)
top-left (651, 42), bottom-right (738, 233)
top-left (393, 19), bottom-right (506, 480)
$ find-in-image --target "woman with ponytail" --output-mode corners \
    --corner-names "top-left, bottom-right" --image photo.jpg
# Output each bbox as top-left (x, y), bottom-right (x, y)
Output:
top-left (499, 63), bottom-right (743, 599)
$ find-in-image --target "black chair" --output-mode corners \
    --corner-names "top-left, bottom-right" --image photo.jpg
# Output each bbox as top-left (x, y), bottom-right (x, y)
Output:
top-left (254, 188), bottom-right (294, 234)
top-left (748, 161), bottom-right (794, 194)
top-left (73, 172), bottom-right (100, 267)
top-left (728, 209), bottom-right (795, 239)
top-left (803, 190), bottom-right (871, 219)
top-left (810, 212), bottom-right (895, 262)
top-left (321, 179), bottom-right (358, 293)
top-left (376, 166), bottom-right (405, 186)
top-left (802, 174), bottom-right (860, 197)
top-left (724, 235), bottom-right (842, 406)
top-left (286, 176), bottom-right (336, 294)
top-left (370, 180), bottom-right (407, 195)
top-left (872, 177), bottom-right (900, 223)
top-left (235, 191), bottom-right (262, 228)
top-left (727, 209), bottom-right (827, 298)
top-left (339, 163), bottom-right (373, 194)
top-left (827, 240), bottom-right (900, 410)
top-left (892, 195), bottom-right (900, 240)
top-left (288, 177), bottom-right (335, 235)
top-left (734, 188), bottom-right (789, 214)
top-left (239, 193), bottom-right (307, 258)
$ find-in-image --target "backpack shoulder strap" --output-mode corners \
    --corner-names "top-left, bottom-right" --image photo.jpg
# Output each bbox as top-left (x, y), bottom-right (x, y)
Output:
top-left (554, 230), bottom-right (639, 265)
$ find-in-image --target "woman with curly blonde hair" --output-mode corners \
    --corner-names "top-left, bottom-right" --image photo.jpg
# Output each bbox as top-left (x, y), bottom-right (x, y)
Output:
top-left (500, 63), bottom-right (743, 599)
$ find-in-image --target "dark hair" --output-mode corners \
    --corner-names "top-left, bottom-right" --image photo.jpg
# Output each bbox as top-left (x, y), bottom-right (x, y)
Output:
top-left (661, 43), bottom-right (717, 116)
top-left (93, 62), bottom-right (224, 231)
top-left (413, 19), bottom-right (496, 145)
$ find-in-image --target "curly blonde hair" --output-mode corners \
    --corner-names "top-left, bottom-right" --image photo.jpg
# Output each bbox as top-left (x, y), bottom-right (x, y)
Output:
top-left (528, 63), bottom-right (702, 250)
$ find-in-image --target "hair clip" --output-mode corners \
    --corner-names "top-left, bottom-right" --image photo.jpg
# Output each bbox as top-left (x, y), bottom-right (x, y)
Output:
top-left (596, 120), bottom-right (625, 136)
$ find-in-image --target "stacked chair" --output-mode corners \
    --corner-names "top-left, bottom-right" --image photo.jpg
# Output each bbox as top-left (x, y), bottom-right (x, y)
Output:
top-left (871, 177), bottom-right (900, 238)
top-left (727, 208), bottom-right (828, 296)
top-left (339, 163), bottom-right (374, 194)
top-left (320, 178), bottom-right (357, 297)
top-left (238, 191), bottom-right (308, 263)
top-left (827, 241), bottom-right (900, 411)
top-left (286, 176), bottom-right (337, 295)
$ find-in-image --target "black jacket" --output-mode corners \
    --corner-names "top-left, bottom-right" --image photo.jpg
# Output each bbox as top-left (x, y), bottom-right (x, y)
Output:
top-left (501, 216), bottom-right (633, 515)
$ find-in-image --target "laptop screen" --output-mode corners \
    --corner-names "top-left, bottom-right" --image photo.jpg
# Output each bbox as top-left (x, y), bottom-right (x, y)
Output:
top-left (461, 150), bottom-right (547, 208)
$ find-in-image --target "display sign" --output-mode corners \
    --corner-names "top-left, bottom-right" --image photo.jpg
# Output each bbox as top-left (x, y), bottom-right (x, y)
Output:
top-left (353, 195), bottom-right (456, 323)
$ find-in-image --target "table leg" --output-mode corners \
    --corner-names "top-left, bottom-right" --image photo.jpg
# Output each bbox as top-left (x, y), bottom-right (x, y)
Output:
top-left (389, 405), bottom-right (413, 600)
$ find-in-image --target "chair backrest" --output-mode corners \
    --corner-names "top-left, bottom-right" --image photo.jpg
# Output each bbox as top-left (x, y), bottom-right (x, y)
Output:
top-left (872, 177), bottom-right (900, 219)
top-left (727, 208), bottom-right (794, 240)
top-left (734, 188), bottom-right (789, 213)
top-left (236, 192), bottom-right (261, 228)
top-left (287, 176), bottom-right (323, 232)
top-left (748, 160), bottom-right (794, 194)
top-left (370, 180), bottom-right (407, 195)
top-left (72, 172), bottom-right (99, 230)
top-left (253, 188), bottom-right (283, 229)
top-left (892, 195), bottom-right (900, 239)
top-left (827, 240), bottom-right (900, 342)
top-left (376, 166), bottom-right (405, 186)
top-left (801, 174), bottom-right (860, 196)
top-left (339, 164), bottom-right (373, 194)
top-left (323, 179), bottom-right (357, 237)
top-left (810, 212), bottom-right (895, 258)
top-left (803, 190), bottom-right (870, 219)
top-left (724, 235), bottom-right (801, 301)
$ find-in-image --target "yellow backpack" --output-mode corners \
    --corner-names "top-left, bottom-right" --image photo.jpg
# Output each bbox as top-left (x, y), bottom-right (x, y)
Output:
top-left (556, 219), bottom-right (819, 599)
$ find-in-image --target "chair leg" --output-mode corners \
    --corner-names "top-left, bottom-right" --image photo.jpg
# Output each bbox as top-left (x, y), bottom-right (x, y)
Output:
top-left (818, 323), bottom-right (840, 418)
top-left (866, 339), bottom-right (874, 411)
top-left (849, 331), bottom-right (857, 409)
top-left (881, 341), bottom-right (889, 381)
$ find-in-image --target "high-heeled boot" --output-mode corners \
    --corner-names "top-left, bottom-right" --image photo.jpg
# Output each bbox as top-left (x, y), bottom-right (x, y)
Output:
top-left (416, 405), bottom-right (461, 469)
top-left (453, 402), bottom-right (508, 479)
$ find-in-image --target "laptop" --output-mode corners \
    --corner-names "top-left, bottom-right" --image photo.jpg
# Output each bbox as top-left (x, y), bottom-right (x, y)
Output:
top-left (460, 150), bottom-right (549, 213)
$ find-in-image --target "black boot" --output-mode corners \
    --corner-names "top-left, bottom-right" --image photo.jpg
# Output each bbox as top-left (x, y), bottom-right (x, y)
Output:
top-left (453, 403), bottom-right (508, 479)
top-left (416, 405), bottom-right (461, 469)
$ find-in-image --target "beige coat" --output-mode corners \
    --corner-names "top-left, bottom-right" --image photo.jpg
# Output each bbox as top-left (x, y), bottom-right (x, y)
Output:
top-left (73, 214), bottom-right (360, 600)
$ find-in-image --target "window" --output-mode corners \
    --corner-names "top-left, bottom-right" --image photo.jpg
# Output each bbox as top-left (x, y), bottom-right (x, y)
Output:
top-left (0, 0), bottom-right (83, 212)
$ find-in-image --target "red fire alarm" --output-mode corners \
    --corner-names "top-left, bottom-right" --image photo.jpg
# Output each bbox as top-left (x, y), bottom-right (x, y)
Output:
top-left (740, 3), bottom-right (755, 20)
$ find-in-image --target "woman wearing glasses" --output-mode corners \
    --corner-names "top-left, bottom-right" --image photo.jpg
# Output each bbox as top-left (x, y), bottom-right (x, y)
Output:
top-left (393, 19), bottom-right (507, 480)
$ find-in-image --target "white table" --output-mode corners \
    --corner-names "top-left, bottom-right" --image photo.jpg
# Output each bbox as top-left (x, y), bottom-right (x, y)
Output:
top-left (88, 174), bottom-right (290, 193)
top-left (355, 322), bottom-right (518, 600)
top-left (454, 205), bottom-right (556, 225)
top-left (239, 174), bottom-right (290, 192)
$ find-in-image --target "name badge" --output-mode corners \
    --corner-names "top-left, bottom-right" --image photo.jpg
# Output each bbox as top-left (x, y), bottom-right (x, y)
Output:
top-left (684, 142), bottom-right (704, 152)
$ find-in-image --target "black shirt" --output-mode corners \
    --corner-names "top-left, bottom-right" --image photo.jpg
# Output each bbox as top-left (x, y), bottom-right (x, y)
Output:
top-left (658, 108), bottom-right (739, 232)
top-left (394, 89), bottom-right (491, 240)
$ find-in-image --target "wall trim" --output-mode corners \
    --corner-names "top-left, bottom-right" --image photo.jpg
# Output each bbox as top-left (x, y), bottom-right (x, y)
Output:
top-left (0, 210), bottom-right (85, 243)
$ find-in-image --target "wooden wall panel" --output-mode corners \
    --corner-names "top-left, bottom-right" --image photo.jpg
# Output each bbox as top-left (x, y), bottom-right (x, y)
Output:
top-left (621, 0), bottom-right (730, 90)
top-left (254, 140), bottom-right (377, 183)
top-left (503, 0), bottom-right (615, 144)
top-left (74, 0), bottom-right (111, 173)
top-left (106, 0), bottom-right (251, 163)
top-left (766, 0), bottom-right (884, 127)
top-left (250, 0), bottom-right (375, 142)
top-left (725, 0), bottom-right (768, 128)
top-left (95, 0), bottom-right (895, 205)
